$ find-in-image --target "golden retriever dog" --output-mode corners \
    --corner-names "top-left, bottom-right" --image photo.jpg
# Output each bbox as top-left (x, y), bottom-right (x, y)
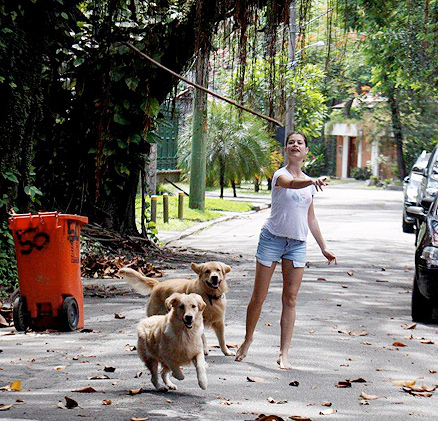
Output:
top-left (137, 292), bottom-right (207, 391)
top-left (119, 261), bottom-right (233, 356)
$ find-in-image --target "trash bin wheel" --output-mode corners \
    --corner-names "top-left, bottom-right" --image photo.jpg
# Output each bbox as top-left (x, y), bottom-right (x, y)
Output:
top-left (13, 297), bottom-right (29, 332)
top-left (60, 296), bottom-right (79, 331)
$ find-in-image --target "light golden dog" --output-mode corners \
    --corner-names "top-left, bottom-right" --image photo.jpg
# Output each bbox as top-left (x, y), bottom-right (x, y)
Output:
top-left (119, 261), bottom-right (233, 356)
top-left (137, 292), bottom-right (207, 391)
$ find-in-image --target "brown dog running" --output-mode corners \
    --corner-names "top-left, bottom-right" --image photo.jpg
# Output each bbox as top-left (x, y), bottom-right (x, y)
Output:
top-left (136, 292), bottom-right (207, 391)
top-left (119, 261), bottom-right (233, 356)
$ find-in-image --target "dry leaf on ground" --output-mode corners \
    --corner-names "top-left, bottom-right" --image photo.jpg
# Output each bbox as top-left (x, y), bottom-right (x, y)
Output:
top-left (64, 396), bottom-right (78, 409)
top-left (391, 380), bottom-right (416, 387)
top-left (0, 404), bottom-right (13, 411)
top-left (360, 392), bottom-right (378, 400)
top-left (247, 376), bottom-right (265, 383)
top-left (319, 408), bottom-right (336, 415)
top-left (73, 386), bottom-right (97, 393)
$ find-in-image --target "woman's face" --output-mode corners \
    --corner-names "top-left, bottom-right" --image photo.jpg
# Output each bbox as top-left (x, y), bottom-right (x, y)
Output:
top-left (285, 134), bottom-right (309, 159)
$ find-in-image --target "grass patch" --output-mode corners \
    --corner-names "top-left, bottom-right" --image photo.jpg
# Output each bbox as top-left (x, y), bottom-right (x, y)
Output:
top-left (135, 194), bottom-right (253, 232)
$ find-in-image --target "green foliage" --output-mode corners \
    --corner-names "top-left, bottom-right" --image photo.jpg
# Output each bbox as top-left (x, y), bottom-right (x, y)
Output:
top-left (179, 102), bottom-right (275, 190)
top-left (0, 218), bottom-right (18, 298)
top-left (350, 166), bottom-right (372, 180)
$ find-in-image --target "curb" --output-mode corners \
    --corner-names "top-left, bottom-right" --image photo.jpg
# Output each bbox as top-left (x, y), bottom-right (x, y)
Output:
top-left (158, 203), bottom-right (270, 245)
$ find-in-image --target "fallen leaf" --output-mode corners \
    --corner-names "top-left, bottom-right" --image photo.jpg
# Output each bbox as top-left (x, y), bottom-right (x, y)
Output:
top-left (55, 365), bottom-right (67, 370)
top-left (104, 366), bottom-right (116, 372)
top-left (10, 380), bottom-right (22, 391)
top-left (289, 380), bottom-right (299, 387)
top-left (392, 342), bottom-right (407, 347)
top-left (134, 371), bottom-right (143, 378)
top-left (336, 381), bottom-right (351, 388)
top-left (131, 418), bottom-right (149, 421)
top-left (430, 370), bottom-right (437, 374)
top-left (321, 401), bottom-right (332, 406)
top-left (363, 342), bottom-right (372, 345)
top-left (360, 400), bottom-right (369, 405)
top-left (403, 323), bottom-right (417, 330)
top-left (64, 396), bottom-right (78, 409)
top-left (391, 380), bottom-right (416, 387)
top-left (128, 388), bottom-right (144, 395)
top-left (247, 376), bottom-right (265, 383)
top-left (319, 408), bottom-right (336, 415)
top-left (360, 392), bottom-right (378, 400)
top-left (88, 375), bottom-right (110, 380)
top-left (376, 279), bottom-right (388, 283)
top-left (421, 340), bottom-right (435, 344)
top-left (102, 399), bottom-right (112, 405)
top-left (317, 277), bottom-right (326, 281)
top-left (289, 417), bottom-right (311, 421)
top-left (114, 313), bottom-right (125, 319)
top-left (73, 386), bottom-right (97, 393)
top-left (166, 399), bottom-right (172, 403)
top-left (256, 415), bottom-right (285, 421)
top-left (309, 330), bottom-right (315, 334)
top-left (351, 331), bottom-right (369, 336)
top-left (347, 271), bottom-right (354, 276)
top-left (348, 378), bottom-right (366, 383)
top-left (267, 397), bottom-right (277, 403)
top-left (0, 404), bottom-right (13, 411)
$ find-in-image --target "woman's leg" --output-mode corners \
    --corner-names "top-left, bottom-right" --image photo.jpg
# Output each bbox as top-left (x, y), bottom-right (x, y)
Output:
top-left (277, 259), bottom-right (304, 369)
top-left (235, 261), bottom-right (276, 361)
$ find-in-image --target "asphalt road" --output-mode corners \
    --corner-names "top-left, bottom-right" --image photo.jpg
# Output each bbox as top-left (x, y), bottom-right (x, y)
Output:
top-left (2, 183), bottom-right (438, 421)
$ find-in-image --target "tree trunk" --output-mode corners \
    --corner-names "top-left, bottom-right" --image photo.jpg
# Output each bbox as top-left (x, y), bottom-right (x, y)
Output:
top-left (231, 180), bottom-right (237, 198)
top-left (387, 86), bottom-right (407, 179)
top-left (219, 157), bottom-right (225, 199)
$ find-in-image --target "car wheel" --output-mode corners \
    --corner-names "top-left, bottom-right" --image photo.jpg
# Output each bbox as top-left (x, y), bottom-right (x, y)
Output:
top-left (412, 274), bottom-right (433, 323)
top-left (402, 218), bottom-right (415, 233)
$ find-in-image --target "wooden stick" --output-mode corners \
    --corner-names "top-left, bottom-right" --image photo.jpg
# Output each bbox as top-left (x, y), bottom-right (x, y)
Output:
top-left (125, 42), bottom-right (284, 127)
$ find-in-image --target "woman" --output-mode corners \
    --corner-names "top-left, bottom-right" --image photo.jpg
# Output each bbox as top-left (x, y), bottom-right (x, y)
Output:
top-left (235, 131), bottom-right (336, 369)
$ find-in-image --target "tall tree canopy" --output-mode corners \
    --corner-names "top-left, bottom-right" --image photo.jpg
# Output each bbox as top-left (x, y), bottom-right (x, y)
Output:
top-left (0, 0), bottom-right (293, 236)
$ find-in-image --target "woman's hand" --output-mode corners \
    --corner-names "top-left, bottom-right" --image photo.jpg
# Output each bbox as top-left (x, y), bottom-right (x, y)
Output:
top-left (313, 176), bottom-right (329, 191)
top-left (322, 248), bottom-right (337, 265)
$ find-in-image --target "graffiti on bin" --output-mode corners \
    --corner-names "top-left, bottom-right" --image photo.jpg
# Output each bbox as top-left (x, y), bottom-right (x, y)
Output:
top-left (16, 228), bottom-right (50, 255)
top-left (67, 220), bottom-right (80, 264)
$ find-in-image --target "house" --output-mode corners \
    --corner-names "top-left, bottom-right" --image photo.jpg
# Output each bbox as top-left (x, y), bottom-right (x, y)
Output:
top-left (325, 96), bottom-right (398, 180)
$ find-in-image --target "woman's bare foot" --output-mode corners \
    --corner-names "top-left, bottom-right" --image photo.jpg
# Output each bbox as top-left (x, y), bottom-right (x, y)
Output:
top-left (277, 355), bottom-right (293, 370)
top-left (235, 339), bottom-right (252, 362)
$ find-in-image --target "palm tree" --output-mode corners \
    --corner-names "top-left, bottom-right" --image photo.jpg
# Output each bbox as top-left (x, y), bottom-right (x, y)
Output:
top-left (179, 101), bottom-right (275, 198)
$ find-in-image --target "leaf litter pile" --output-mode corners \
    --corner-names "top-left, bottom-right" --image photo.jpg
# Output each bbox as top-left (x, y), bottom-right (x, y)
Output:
top-left (80, 223), bottom-right (237, 280)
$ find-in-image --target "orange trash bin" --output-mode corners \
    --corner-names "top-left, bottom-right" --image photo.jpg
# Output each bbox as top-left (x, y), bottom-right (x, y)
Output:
top-left (9, 212), bottom-right (88, 332)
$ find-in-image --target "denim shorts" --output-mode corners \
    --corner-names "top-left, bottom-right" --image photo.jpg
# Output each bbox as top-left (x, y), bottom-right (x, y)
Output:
top-left (256, 227), bottom-right (307, 268)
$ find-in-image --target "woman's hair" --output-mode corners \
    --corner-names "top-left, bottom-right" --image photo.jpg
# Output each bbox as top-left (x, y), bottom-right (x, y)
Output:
top-left (286, 131), bottom-right (308, 147)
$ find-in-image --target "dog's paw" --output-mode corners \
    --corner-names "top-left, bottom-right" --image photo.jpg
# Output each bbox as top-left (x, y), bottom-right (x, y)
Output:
top-left (198, 377), bottom-right (208, 390)
top-left (164, 381), bottom-right (177, 390)
top-left (203, 348), bottom-right (209, 356)
top-left (223, 348), bottom-right (236, 356)
top-left (172, 371), bottom-right (185, 381)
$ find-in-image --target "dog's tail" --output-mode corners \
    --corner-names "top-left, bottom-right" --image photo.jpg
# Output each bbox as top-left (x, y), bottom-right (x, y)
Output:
top-left (118, 267), bottom-right (159, 295)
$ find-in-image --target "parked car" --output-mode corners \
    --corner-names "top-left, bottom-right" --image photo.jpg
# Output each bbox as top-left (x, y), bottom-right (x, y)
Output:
top-left (407, 195), bottom-right (438, 322)
top-left (416, 144), bottom-right (438, 211)
top-left (403, 150), bottom-right (430, 233)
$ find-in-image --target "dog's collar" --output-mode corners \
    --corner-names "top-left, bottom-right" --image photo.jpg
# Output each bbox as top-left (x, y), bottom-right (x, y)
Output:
top-left (206, 293), bottom-right (224, 306)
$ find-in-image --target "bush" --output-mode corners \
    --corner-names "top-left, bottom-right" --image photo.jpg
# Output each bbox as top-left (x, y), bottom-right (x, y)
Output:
top-left (0, 218), bottom-right (18, 299)
top-left (350, 167), bottom-right (372, 180)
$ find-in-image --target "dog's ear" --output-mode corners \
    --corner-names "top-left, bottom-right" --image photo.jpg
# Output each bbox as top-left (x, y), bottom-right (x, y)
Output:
top-left (191, 262), bottom-right (202, 274)
top-left (221, 263), bottom-right (231, 274)
top-left (165, 293), bottom-right (180, 311)
top-left (196, 295), bottom-right (206, 312)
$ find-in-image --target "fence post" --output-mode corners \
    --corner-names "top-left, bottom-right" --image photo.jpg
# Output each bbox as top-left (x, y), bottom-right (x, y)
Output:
top-left (178, 192), bottom-right (184, 220)
top-left (150, 195), bottom-right (157, 223)
top-left (163, 193), bottom-right (169, 223)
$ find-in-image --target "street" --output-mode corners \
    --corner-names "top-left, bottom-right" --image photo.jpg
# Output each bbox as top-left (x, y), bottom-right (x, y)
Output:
top-left (1, 184), bottom-right (438, 420)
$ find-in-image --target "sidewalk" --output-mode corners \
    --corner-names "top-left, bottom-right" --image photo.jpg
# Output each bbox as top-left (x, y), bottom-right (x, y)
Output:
top-left (157, 193), bottom-right (271, 245)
